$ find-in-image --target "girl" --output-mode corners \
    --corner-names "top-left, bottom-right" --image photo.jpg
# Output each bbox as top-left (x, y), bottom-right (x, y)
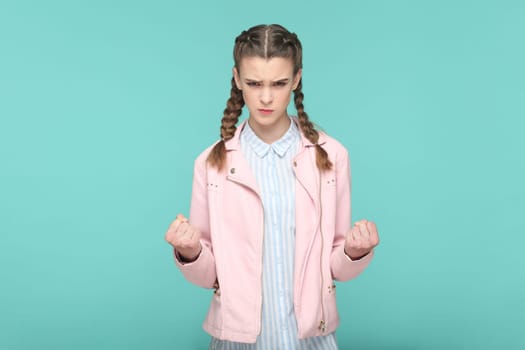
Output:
top-left (165, 24), bottom-right (379, 349)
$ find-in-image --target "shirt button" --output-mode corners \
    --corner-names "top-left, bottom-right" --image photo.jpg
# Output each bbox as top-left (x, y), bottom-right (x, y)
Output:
top-left (293, 161), bottom-right (297, 167)
top-left (230, 167), bottom-right (236, 174)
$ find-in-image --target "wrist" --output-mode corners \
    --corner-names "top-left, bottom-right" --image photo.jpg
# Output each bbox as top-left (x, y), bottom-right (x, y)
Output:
top-left (177, 246), bottom-right (202, 263)
top-left (344, 247), bottom-right (370, 261)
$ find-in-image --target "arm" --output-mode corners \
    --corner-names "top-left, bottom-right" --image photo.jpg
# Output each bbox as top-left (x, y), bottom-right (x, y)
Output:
top-left (170, 153), bottom-right (217, 289)
top-left (330, 147), bottom-right (375, 282)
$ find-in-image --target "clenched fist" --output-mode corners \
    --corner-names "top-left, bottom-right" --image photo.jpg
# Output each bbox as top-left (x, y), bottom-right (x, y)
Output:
top-left (344, 220), bottom-right (379, 260)
top-left (165, 214), bottom-right (202, 262)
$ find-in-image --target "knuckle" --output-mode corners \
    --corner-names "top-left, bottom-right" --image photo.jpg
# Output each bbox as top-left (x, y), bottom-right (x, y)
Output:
top-left (173, 237), bottom-right (183, 247)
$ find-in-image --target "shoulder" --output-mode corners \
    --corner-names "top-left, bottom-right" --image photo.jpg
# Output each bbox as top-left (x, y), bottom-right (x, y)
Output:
top-left (317, 130), bottom-right (350, 161)
top-left (193, 120), bottom-right (246, 167)
top-left (292, 116), bottom-right (349, 159)
top-left (192, 140), bottom-right (221, 173)
top-left (195, 141), bottom-right (219, 163)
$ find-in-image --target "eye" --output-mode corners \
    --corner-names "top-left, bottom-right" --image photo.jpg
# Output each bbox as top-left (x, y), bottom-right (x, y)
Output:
top-left (246, 81), bottom-right (261, 87)
top-left (273, 81), bottom-right (288, 87)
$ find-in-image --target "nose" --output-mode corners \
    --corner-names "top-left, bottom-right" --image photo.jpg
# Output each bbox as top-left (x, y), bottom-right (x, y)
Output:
top-left (259, 86), bottom-right (273, 105)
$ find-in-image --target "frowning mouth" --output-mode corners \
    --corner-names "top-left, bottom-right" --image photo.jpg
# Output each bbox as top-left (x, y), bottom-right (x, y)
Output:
top-left (258, 109), bottom-right (273, 115)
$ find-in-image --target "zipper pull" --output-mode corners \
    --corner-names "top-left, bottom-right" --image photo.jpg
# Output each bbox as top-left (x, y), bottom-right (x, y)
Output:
top-left (319, 320), bottom-right (326, 333)
top-left (213, 280), bottom-right (220, 296)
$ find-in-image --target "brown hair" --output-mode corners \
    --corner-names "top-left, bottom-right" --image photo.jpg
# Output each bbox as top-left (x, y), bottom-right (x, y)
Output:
top-left (207, 24), bottom-right (332, 171)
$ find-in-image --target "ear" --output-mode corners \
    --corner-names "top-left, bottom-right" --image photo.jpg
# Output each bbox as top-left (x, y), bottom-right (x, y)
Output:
top-left (233, 67), bottom-right (242, 90)
top-left (292, 69), bottom-right (302, 90)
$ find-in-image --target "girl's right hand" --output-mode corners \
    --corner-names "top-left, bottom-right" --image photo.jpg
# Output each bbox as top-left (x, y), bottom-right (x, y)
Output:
top-left (165, 214), bottom-right (202, 262)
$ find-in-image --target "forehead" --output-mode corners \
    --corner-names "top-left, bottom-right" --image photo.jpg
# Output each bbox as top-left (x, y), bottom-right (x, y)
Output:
top-left (238, 56), bottom-right (295, 80)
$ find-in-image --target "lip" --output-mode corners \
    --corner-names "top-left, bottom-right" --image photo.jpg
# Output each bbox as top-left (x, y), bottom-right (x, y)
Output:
top-left (258, 109), bottom-right (274, 115)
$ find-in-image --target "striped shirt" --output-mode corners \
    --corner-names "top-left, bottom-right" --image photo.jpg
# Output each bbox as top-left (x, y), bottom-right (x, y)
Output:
top-left (209, 118), bottom-right (338, 349)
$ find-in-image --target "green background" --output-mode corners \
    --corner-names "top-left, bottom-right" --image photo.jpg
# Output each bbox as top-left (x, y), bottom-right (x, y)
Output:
top-left (1, 0), bottom-right (524, 349)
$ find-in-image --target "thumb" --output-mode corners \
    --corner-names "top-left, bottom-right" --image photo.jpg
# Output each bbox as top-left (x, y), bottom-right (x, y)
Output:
top-left (176, 213), bottom-right (188, 222)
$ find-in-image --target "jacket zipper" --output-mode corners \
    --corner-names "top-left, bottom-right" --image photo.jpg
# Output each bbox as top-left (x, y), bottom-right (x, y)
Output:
top-left (226, 174), bottom-right (265, 336)
top-left (318, 167), bottom-right (326, 333)
top-left (229, 164), bottom-right (325, 335)
top-left (259, 204), bottom-right (265, 336)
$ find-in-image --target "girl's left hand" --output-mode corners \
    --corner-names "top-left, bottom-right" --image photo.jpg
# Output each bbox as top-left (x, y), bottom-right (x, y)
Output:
top-left (344, 220), bottom-right (380, 260)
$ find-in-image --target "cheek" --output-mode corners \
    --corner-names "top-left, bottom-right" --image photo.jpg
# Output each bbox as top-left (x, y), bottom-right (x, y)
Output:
top-left (242, 91), bottom-right (256, 108)
top-left (279, 91), bottom-right (293, 107)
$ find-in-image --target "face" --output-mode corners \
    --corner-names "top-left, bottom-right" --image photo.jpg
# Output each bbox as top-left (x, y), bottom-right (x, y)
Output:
top-left (233, 56), bottom-right (302, 136)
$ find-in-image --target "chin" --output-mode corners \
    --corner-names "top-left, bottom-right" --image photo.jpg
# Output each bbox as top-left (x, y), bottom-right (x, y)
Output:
top-left (251, 113), bottom-right (286, 125)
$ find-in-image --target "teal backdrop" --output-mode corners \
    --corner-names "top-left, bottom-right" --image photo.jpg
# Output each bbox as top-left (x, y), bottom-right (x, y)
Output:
top-left (1, 0), bottom-right (524, 349)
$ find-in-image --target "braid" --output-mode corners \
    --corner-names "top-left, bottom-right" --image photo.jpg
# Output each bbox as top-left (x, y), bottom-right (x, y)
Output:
top-left (294, 80), bottom-right (333, 171)
top-left (207, 77), bottom-right (244, 170)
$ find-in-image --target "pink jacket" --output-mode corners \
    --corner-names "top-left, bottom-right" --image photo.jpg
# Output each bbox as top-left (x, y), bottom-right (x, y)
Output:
top-left (173, 118), bottom-right (374, 343)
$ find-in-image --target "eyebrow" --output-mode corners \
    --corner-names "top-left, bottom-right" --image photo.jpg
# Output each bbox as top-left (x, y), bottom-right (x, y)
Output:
top-left (244, 78), bottom-right (290, 83)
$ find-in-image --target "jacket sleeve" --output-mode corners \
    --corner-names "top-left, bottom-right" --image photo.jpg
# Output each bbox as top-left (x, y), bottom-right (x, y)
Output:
top-left (330, 146), bottom-right (374, 281)
top-left (172, 151), bottom-right (217, 289)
